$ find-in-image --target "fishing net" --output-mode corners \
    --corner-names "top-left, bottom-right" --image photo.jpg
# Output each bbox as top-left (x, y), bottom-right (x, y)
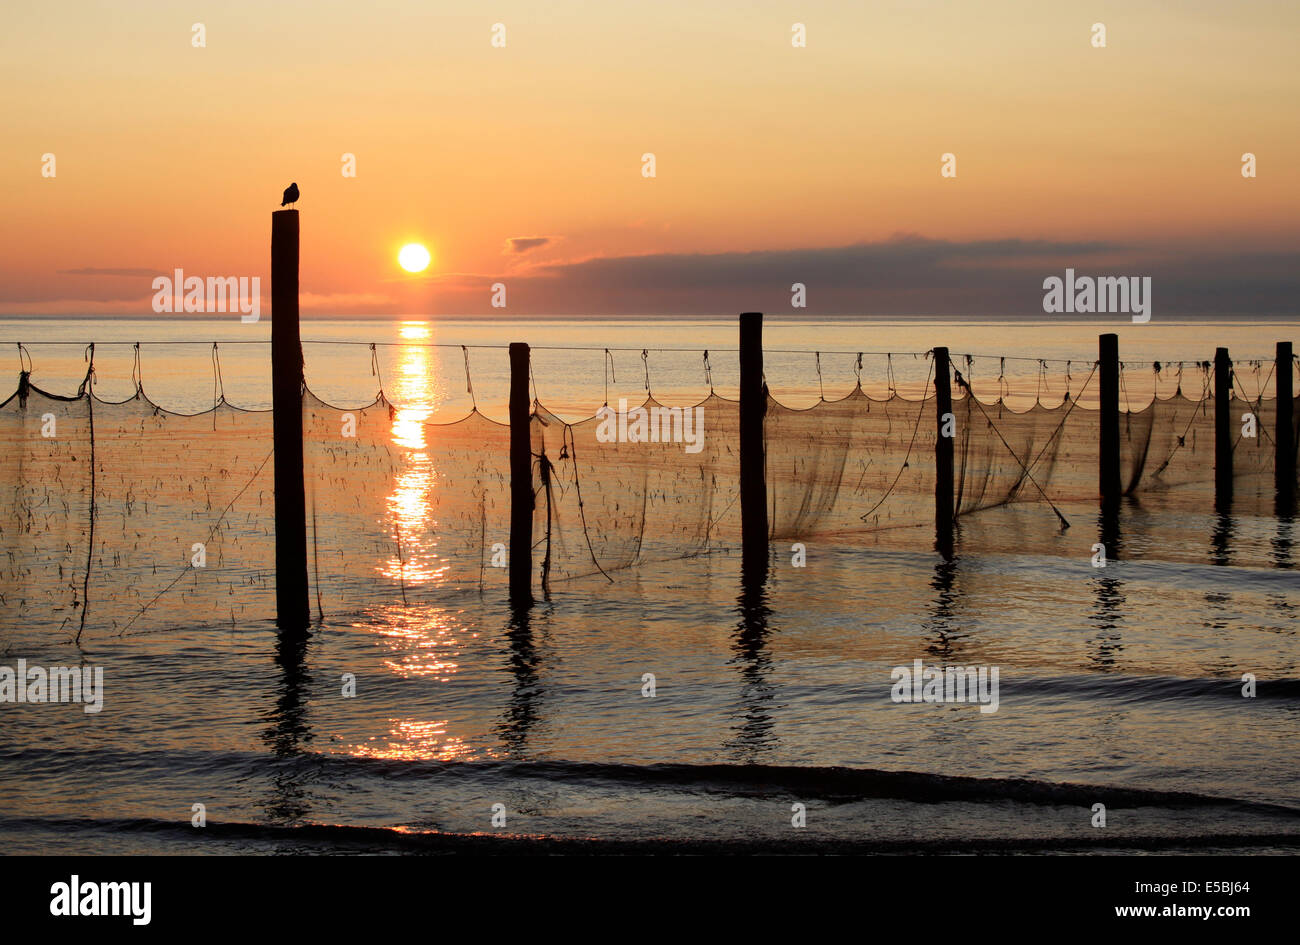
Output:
top-left (1, 349), bottom-right (1296, 643)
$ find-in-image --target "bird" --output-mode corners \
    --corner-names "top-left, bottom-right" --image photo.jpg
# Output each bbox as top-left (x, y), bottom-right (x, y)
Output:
top-left (281, 182), bottom-right (299, 208)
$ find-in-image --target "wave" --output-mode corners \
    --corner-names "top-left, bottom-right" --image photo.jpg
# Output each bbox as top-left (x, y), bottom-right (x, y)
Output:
top-left (3, 814), bottom-right (1298, 855)
top-left (7, 745), bottom-right (1298, 816)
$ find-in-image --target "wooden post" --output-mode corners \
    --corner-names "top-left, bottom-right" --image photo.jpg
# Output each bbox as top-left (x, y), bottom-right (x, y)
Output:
top-left (271, 209), bottom-right (308, 634)
top-left (509, 342), bottom-right (533, 607)
top-left (1099, 333), bottom-right (1120, 507)
top-left (1215, 347), bottom-right (1233, 509)
top-left (739, 313), bottom-right (768, 573)
top-left (933, 346), bottom-right (954, 552)
top-left (1276, 341), bottom-right (1295, 503)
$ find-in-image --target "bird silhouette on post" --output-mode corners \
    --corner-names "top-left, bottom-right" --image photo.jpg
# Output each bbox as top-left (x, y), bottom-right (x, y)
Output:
top-left (281, 182), bottom-right (299, 208)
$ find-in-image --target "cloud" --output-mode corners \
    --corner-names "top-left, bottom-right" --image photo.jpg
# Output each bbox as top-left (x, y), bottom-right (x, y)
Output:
top-left (7, 236), bottom-right (1299, 317)
top-left (56, 267), bottom-right (163, 277)
top-left (504, 237), bottom-right (552, 255)
top-left (462, 235), bottom-right (1300, 316)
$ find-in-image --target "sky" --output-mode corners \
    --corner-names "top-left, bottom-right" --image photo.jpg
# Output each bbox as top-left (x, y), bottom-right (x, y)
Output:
top-left (2, 0), bottom-right (1298, 316)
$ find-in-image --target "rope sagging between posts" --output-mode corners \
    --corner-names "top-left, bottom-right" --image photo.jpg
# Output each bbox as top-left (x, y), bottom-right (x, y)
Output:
top-left (954, 368), bottom-right (1071, 530)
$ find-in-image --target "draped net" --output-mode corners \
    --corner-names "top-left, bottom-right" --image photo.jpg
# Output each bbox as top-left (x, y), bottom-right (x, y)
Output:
top-left (2, 354), bottom-right (1296, 643)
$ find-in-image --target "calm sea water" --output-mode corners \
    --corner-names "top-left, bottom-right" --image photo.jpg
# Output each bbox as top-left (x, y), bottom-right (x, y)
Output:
top-left (2, 317), bottom-right (1298, 853)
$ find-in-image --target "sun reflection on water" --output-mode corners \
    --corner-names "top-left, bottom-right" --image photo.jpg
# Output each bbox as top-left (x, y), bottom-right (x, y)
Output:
top-left (380, 321), bottom-right (445, 585)
top-left (343, 604), bottom-right (489, 761)
top-left (349, 719), bottom-right (475, 763)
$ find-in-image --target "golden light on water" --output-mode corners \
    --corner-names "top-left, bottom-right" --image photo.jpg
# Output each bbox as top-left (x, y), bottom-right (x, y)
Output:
top-left (343, 607), bottom-right (479, 763)
top-left (380, 322), bottom-right (444, 585)
top-left (349, 719), bottom-right (474, 763)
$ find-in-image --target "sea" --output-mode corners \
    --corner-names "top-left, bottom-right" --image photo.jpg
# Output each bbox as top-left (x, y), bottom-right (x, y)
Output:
top-left (1, 315), bottom-right (1298, 854)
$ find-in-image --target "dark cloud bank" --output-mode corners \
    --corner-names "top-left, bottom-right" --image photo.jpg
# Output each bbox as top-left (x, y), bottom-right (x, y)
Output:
top-left (497, 236), bottom-right (1300, 316)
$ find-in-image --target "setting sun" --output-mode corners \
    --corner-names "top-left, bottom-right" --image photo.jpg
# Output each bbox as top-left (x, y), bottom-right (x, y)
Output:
top-left (398, 243), bottom-right (431, 273)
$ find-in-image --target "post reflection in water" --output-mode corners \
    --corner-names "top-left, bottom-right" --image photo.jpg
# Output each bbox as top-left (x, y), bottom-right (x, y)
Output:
top-left (726, 557), bottom-right (777, 760)
top-left (380, 322), bottom-right (448, 586)
top-left (1269, 514), bottom-right (1297, 620)
top-left (1210, 508), bottom-right (1235, 568)
top-left (260, 633), bottom-right (315, 826)
top-left (923, 551), bottom-right (963, 663)
top-left (1088, 504), bottom-right (1126, 670)
top-left (495, 603), bottom-right (545, 757)
top-left (1271, 513), bottom-right (1295, 570)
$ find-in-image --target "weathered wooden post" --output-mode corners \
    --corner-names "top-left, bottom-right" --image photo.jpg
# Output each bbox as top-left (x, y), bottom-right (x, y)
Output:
top-left (739, 313), bottom-right (768, 574)
top-left (509, 342), bottom-right (534, 607)
top-left (271, 209), bottom-right (309, 634)
top-left (1276, 341), bottom-right (1295, 504)
top-left (1099, 333), bottom-right (1121, 507)
top-left (933, 346), bottom-right (954, 554)
top-left (1215, 347), bottom-right (1233, 509)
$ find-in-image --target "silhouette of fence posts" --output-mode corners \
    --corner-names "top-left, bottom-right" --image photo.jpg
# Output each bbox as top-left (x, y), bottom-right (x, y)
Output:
top-left (509, 342), bottom-right (534, 607)
top-left (1099, 333), bottom-right (1121, 508)
top-left (933, 346), bottom-right (954, 556)
top-left (739, 312), bottom-right (768, 574)
top-left (271, 209), bottom-right (309, 636)
top-left (1277, 341), bottom-right (1295, 508)
top-left (1215, 347), bottom-right (1233, 509)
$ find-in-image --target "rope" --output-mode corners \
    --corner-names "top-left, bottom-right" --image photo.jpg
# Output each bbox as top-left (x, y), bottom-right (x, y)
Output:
top-left (462, 345), bottom-right (476, 410)
top-left (815, 352), bottom-right (825, 402)
top-left (604, 348), bottom-right (616, 406)
top-left (478, 492), bottom-right (486, 595)
top-left (1233, 359), bottom-right (1276, 449)
top-left (536, 450), bottom-right (555, 597)
top-left (1119, 361), bottom-right (1134, 414)
top-left (116, 448), bottom-right (275, 635)
top-left (641, 349), bottom-right (650, 394)
top-left (1024, 364), bottom-right (1097, 477)
top-left (859, 358), bottom-right (934, 522)
top-left (311, 481), bottom-right (323, 622)
top-left (370, 343), bottom-right (384, 397)
top-left (954, 370), bottom-right (1071, 529)
top-left (561, 423), bottom-right (615, 583)
top-left (131, 342), bottom-right (143, 394)
top-left (393, 520), bottom-right (408, 607)
top-left (75, 344), bottom-right (96, 646)
top-left (211, 343), bottom-right (224, 429)
top-left (702, 350), bottom-right (712, 393)
top-left (1149, 368), bottom-right (1214, 478)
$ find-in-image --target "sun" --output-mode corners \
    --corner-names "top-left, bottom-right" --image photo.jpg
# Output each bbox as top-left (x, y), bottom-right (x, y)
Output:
top-left (398, 243), bottom-right (431, 273)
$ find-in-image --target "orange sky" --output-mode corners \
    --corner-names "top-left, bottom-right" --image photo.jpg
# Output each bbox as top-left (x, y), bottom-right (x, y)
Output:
top-left (2, 0), bottom-right (1298, 315)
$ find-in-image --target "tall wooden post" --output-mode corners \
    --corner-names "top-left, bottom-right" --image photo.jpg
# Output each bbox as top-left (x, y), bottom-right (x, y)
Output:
top-left (739, 313), bottom-right (768, 574)
top-left (933, 346), bottom-right (954, 554)
top-left (509, 342), bottom-right (534, 607)
top-left (271, 209), bottom-right (308, 634)
top-left (1276, 341), bottom-right (1295, 504)
top-left (1215, 347), bottom-right (1233, 509)
top-left (1099, 333), bottom-right (1120, 507)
